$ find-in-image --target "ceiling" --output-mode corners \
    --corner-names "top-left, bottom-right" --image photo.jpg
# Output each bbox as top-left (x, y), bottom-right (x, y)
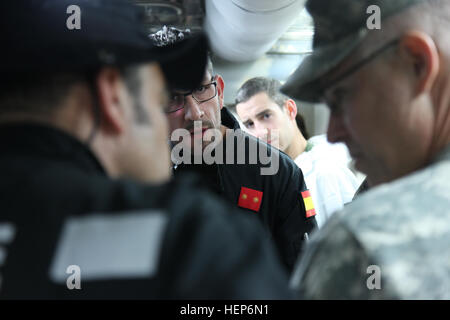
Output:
top-left (134, 0), bottom-right (205, 33)
top-left (134, 0), bottom-right (314, 57)
top-left (132, 1), bottom-right (330, 137)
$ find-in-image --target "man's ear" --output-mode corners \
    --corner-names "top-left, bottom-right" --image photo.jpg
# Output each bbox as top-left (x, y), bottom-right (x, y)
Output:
top-left (400, 31), bottom-right (440, 95)
top-left (216, 75), bottom-right (225, 110)
top-left (283, 99), bottom-right (298, 120)
top-left (95, 67), bottom-right (128, 135)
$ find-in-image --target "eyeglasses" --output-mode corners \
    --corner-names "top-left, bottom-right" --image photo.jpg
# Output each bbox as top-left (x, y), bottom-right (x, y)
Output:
top-left (321, 38), bottom-right (400, 94)
top-left (165, 80), bottom-right (218, 113)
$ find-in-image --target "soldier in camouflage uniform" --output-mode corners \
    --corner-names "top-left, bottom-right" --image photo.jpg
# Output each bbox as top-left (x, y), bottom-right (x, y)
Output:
top-left (284, 0), bottom-right (450, 299)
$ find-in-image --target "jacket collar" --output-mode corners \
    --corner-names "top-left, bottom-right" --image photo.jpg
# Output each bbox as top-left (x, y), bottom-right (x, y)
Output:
top-left (0, 123), bottom-right (107, 175)
top-left (221, 107), bottom-right (241, 130)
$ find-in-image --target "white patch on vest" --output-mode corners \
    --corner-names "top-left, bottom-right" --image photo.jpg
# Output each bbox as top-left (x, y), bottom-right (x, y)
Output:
top-left (49, 211), bottom-right (168, 283)
top-left (0, 223), bottom-right (16, 244)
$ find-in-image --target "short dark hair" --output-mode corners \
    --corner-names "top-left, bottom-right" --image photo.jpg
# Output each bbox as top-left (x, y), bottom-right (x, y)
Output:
top-left (236, 77), bottom-right (310, 138)
top-left (235, 77), bottom-right (288, 108)
top-left (0, 66), bottom-right (144, 119)
top-left (0, 71), bottom-right (92, 116)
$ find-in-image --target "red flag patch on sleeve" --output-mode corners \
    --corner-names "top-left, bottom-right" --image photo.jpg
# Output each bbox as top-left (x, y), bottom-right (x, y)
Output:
top-left (301, 190), bottom-right (316, 218)
top-left (238, 187), bottom-right (263, 212)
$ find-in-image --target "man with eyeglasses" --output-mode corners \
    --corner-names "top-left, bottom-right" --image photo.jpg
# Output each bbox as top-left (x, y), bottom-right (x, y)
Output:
top-left (285, 0), bottom-right (450, 299)
top-left (150, 27), bottom-right (317, 272)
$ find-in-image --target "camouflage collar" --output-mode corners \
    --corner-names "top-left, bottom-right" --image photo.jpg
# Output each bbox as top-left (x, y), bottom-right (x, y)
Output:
top-left (305, 141), bottom-right (315, 153)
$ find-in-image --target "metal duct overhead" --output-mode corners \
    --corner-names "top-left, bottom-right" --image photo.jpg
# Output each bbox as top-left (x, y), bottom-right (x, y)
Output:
top-left (135, 0), bottom-right (204, 33)
top-left (205, 0), bottom-right (306, 62)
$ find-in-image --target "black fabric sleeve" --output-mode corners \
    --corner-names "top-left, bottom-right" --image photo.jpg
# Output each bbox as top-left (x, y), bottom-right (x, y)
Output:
top-left (272, 156), bottom-right (318, 272)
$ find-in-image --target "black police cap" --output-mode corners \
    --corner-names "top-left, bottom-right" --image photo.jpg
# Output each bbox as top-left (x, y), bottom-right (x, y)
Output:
top-left (0, 0), bottom-right (208, 91)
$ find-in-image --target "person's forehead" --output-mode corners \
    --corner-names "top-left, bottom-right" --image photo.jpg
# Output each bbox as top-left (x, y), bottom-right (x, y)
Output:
top-left (237, 92), bottom-right (280, 117)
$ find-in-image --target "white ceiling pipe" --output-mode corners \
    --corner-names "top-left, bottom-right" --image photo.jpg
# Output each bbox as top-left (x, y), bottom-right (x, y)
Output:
top-left (232, 0), bottom-right (299, 12)
top-left (205, 0), bottom-right (306, 62)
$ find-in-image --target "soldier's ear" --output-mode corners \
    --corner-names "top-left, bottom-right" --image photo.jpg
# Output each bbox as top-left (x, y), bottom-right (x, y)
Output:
top-left (400, 31), bottom-right (439, 95)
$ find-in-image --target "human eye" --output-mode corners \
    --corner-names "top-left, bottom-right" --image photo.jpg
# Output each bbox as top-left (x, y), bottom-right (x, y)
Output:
top-left (195, 85), bottom-right (207, 94)
top-left (258, 112), bottom-right (271, 121)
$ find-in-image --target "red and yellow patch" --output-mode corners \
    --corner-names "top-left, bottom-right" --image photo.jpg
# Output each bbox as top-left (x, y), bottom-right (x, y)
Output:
top-left (238, 187), bottom-right (263, 212)
top-left (301, 190), bottom-right (316, 218)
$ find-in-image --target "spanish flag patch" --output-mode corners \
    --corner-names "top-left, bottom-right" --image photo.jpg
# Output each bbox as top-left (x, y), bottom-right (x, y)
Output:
top-left (301, 190), bottom-right (316, 218)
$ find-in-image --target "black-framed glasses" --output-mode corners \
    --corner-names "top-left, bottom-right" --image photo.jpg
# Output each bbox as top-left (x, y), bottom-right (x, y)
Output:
top-left (321, 38), bottom-right (400, 94)
top-left (165, 80), bottom-right (218, 114)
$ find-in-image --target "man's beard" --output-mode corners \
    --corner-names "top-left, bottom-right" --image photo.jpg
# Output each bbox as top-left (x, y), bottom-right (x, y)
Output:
top-left (184, 119), bottom-right (215, 132)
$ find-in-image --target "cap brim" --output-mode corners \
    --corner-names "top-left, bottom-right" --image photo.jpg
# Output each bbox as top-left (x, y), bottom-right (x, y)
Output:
top-left (152, 33), bottom-right (209, 92)
top-left (281, 29), bottom-right (367, 103)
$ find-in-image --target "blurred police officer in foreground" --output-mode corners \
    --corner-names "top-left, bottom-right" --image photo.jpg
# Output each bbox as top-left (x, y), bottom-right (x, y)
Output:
top-left (0, 0), bottom-right (292, 299)
top-left (285, 0), bottom-right (450, 299)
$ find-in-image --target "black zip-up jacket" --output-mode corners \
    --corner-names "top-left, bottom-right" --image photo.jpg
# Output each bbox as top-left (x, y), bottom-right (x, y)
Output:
top-left (174, 108), bottom-right (318, 271)
top-left (0, 124), bottom-right (293, 299)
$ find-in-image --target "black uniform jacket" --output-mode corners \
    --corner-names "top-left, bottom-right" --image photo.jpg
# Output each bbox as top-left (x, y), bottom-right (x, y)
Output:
top-left (174, 108), bottom-right (318, 271)
top-left (0, 124), bottom-right (292, 299)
